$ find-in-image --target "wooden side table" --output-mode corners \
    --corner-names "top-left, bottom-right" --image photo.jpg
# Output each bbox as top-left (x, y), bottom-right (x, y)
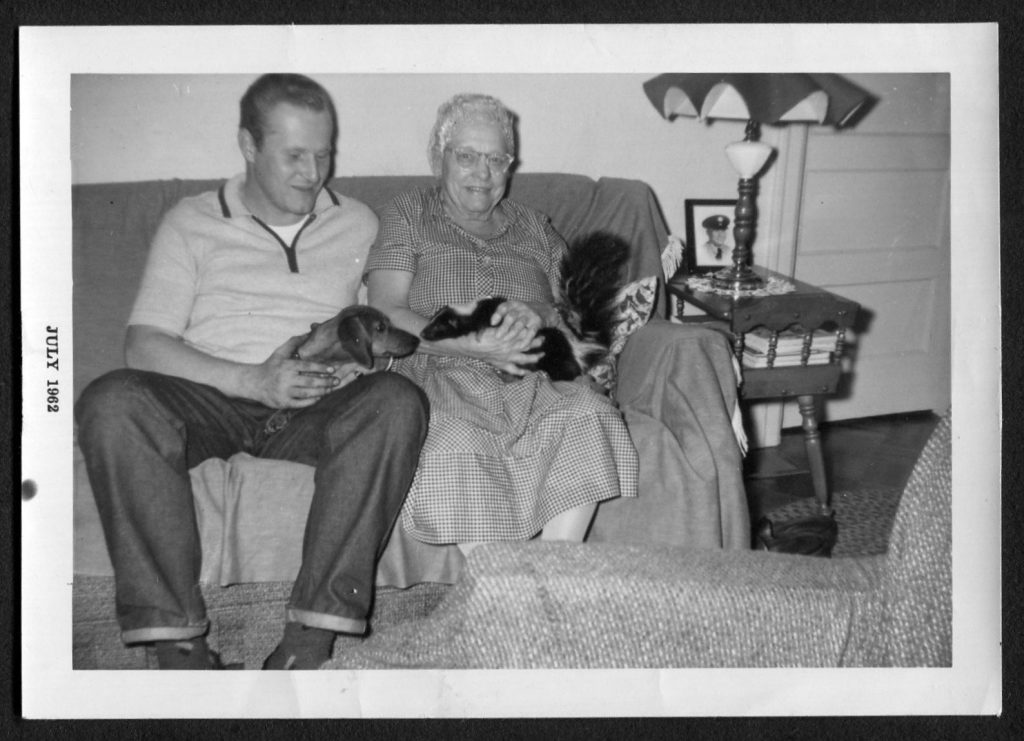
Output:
top-left (667, 267), bottom-right (860, 514)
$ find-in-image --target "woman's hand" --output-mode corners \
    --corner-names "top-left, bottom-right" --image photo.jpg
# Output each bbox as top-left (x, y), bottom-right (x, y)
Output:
top-left (469, 299), bottom-right (552, 375)
top-left (126, 324), bottom-right (364, 410)
top-left (488, 299), bottom-right (546, 338)
top-left (367, 271), bottom-right (554, 376)
top-left (447, 323), bottom-right (545, 376)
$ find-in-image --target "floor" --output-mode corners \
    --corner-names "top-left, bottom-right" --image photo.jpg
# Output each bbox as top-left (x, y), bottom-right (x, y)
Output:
top-left (742, 410), bottom-right (941, 522)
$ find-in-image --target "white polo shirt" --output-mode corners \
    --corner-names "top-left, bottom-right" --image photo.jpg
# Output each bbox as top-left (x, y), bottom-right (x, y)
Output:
top-left (129, 174), bottom-right (378, 365)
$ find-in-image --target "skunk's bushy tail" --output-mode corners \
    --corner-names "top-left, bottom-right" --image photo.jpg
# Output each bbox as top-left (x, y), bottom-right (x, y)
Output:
top-left (557, 231), bottom-right (631, 348)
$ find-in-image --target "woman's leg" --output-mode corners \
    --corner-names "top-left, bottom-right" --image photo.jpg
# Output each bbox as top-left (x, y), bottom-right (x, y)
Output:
top-left (540, 502), bottom-right (598, 541)
top-left (459, 501), bottom-right (597, 554)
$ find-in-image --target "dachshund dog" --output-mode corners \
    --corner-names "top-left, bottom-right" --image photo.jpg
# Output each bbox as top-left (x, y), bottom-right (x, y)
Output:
top-left (420, 232), bottom-right (631, 382)
top-left (260, 306), bottom-right (419, 437)
top-left (295, 305), bottom-right (419, 368)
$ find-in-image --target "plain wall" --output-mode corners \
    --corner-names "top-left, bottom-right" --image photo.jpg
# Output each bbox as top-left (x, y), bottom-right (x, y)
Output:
top-left (70, 73), bottom-right (943, 267)
top-left (70, 73), bottom-right (755, 240)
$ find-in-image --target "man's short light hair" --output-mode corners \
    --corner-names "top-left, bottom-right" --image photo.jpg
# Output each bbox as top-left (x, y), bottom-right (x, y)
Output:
top-left (240, 73), bottom-right (337, 150)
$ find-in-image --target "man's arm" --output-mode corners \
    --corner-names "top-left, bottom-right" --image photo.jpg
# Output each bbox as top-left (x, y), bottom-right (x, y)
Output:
top-left (126, 324), bottom-right (355, 409)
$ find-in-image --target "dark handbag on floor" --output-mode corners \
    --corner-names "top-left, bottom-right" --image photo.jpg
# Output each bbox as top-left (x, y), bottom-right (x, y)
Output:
top-left (756, 512), bottom-right (838, 557)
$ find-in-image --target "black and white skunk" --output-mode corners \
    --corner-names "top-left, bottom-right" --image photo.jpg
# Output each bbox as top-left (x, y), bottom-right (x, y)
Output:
top-left (420, 231), bottom-right (631, 381)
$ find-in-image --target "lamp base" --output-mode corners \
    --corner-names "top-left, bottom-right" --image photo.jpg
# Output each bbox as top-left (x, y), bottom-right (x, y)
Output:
top-left (710, 263), bottom-right (763, 292)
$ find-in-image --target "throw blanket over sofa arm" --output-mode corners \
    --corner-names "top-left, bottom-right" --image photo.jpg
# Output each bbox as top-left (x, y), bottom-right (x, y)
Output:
top-left (590, 318), bottom-right (749, 549)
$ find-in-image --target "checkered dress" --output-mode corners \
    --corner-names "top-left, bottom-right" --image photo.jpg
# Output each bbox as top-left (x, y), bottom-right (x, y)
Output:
top-left (366, 188), bottom-right (639, 544)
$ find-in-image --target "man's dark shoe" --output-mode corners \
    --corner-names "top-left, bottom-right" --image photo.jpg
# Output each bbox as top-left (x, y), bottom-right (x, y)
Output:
top-left (154, 637), bottom-right (241, 669)
top-left (262, 622), bottom-right (335, 669)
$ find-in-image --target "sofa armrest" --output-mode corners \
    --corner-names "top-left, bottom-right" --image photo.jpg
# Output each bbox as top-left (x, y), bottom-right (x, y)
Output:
top-left (616, 318), bottom-right (737, 400)
top-left (589, 318), bottom-right (749, 549)
top-left (324, 541), bottom-right (887, 669)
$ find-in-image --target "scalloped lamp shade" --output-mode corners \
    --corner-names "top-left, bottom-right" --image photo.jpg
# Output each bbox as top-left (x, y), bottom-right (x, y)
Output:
top-left (643, 73), bottom-right (873, 127)
top-left (642, 73), bottom-right (873, 290)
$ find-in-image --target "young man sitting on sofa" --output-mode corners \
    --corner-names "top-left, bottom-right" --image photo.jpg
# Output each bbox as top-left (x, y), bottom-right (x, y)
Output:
top-left (74, 73), bottom-right (430, 670)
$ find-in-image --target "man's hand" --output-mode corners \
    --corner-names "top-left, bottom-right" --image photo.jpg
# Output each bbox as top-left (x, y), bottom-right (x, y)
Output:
top-left (125, 324), bottom-right (368, 408)
top-left (243, 335), bottom-right (361, 408)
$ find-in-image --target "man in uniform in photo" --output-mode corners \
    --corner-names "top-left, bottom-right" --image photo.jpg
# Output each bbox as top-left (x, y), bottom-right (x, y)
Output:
top-left (701, 213), bottom-right (732, 265)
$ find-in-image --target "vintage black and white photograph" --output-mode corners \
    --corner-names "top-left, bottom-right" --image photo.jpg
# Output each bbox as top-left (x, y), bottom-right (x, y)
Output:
top-left (685, 198), bottom-right (738, 271)
top-left (18, 24), bottom-right (1000, 720)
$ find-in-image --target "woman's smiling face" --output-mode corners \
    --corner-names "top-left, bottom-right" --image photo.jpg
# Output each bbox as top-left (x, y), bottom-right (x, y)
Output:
top-left (439, 120), bottom-right (510, 224)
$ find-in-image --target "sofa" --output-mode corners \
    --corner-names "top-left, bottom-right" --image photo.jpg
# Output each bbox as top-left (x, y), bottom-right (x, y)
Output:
top-left (72, 173), bottom-right (750, 669)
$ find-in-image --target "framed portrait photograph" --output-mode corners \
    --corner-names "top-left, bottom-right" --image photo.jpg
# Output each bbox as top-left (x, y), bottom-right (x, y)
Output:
top-left (685, 199), bottom-right (737, 273)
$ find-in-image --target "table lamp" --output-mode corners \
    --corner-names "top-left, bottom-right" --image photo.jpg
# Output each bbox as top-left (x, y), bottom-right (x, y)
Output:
top-left (643, 73), bottom-right (874, 291)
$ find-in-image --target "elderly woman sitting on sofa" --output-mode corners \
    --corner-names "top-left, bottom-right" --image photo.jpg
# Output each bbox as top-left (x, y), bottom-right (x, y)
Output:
top-left (367, 93), bottom-right (639, 552)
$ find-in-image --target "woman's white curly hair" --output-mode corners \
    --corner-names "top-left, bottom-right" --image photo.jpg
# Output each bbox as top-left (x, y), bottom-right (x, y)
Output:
top-left (428, 93), bottom-right (516, 177)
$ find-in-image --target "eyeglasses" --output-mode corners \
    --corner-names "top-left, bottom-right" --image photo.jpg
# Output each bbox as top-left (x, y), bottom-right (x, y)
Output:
top-left (446, 147), bottom-right (514, 173)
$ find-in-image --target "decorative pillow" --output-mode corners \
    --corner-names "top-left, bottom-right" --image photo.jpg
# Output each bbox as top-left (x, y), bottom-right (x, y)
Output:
top-left (587, 275), bottom-right (658, 394)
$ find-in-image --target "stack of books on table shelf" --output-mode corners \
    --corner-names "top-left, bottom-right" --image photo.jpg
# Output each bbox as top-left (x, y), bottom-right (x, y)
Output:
top-left (741, 328), bottom-right (836, 369)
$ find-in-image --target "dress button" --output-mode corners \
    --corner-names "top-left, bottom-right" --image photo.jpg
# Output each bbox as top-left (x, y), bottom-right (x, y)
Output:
top-left (481, 256), bottom-right (492, 267)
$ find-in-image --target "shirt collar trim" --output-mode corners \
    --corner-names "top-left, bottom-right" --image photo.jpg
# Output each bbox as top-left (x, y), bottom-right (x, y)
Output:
top-left (219, 173), bottom-right (340, 219)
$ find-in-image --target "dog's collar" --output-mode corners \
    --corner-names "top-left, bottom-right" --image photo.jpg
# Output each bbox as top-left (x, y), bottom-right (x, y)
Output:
top-left (288, 352), bottom-right (393, 372)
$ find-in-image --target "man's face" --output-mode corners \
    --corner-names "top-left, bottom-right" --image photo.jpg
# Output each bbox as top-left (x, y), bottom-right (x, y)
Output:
top-left (709, 228), bottom-right (729, 245)
top-left (240, 102), bottom-right (333, 225)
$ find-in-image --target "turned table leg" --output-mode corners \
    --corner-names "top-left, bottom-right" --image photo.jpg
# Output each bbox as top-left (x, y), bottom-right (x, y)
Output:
top-left (797, 394), bottom-right (831, 514)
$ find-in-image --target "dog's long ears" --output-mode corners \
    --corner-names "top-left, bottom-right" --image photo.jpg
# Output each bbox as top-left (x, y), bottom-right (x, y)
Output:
top-left (336, 315), bottom-right (375, 368)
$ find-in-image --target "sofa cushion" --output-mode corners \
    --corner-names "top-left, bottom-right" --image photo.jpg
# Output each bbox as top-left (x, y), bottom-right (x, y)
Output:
top-left (74, 445), bottom-right (464, 588)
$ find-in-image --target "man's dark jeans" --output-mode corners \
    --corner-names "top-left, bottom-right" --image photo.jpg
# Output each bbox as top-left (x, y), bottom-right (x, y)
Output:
top-left (75, 368), bottom-right (429, 644)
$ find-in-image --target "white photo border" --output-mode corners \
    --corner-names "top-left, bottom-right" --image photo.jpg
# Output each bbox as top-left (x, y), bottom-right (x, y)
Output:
top-left (19, 23), bottom-right (1001, 718)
